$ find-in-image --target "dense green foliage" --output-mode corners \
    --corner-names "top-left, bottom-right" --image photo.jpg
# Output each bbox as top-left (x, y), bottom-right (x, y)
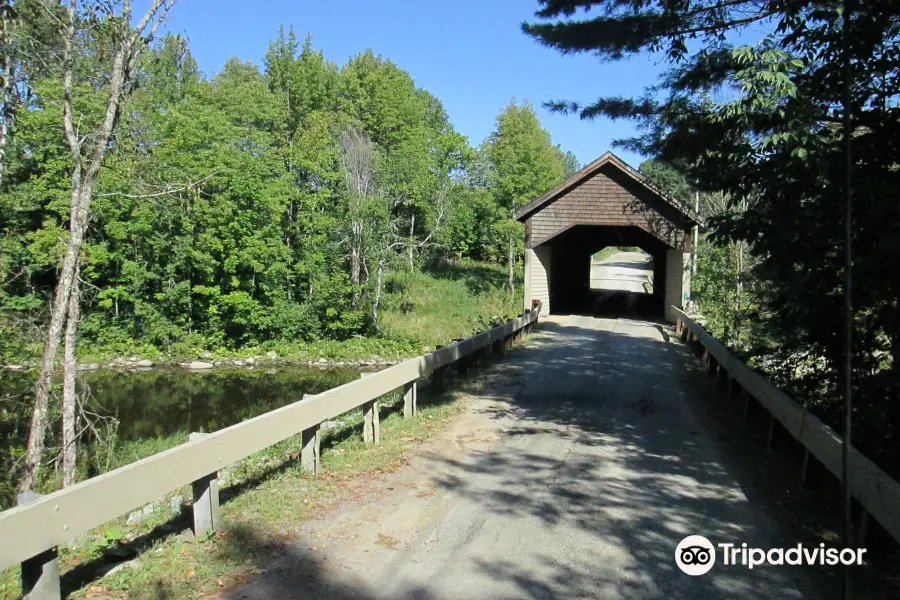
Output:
top-left (0, 23), bottom-right (569, 361)
top-left (525, 1), bottom-right (900, 473)
top-left (482, 100), bottom-right (566, 292)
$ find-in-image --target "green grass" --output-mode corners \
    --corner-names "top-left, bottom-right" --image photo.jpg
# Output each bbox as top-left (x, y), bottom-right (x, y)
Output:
top-left (380, 261), bottom-right (519, 348)
top-left (0, 368), bottom-right (500, 600)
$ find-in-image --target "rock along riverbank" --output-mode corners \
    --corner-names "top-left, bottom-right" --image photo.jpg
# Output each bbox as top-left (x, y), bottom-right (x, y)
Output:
top-left (1, 352), bottom-right (406, 374)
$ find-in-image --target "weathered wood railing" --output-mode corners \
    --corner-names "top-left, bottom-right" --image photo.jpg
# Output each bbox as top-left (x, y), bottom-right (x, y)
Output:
top-left (0, 302), bottom-right (542, 596)
top-left (674, 307), bottom-right (900, 546)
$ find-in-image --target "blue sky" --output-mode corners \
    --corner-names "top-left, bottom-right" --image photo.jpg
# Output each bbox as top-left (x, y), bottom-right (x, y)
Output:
top-left (162, 0), bottom-right (671, 168)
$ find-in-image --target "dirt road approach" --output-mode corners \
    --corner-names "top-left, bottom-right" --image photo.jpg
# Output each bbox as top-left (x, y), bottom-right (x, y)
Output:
top-left (224, 315), bottom-right (828, 600)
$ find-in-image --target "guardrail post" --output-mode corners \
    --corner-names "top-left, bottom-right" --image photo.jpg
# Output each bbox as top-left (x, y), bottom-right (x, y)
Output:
top-left (432, 366), bottom-right (445, 392)
top-left (362, 400), bottom-right (380, 444)
top-left (18, 491), bottom-right (61, 600)
top-left (188, 432), bottom-right (220, 537)
top-left (739, 387), bottom-right (752, 420)
top-left (359, 373), bottom-right (380, 444)
top-left (725, 374), bottom-right (735, 400)
top-left (363, 399), bottom-right (380, 443)
top-left (476, 345), bottom-right (487, 366)
top-left (493, 338), bottom-right (505, 357)
top-left (403, 380), bottom-right (417, 418)
top-left (715, 363), bottom-right (727, 387)
top-left (766, 415), bottom-right (777, 451)
top-left (301, 423), bottom-right (322, 475)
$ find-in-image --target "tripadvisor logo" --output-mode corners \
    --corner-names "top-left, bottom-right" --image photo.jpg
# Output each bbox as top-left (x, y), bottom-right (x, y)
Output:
top-left (675, 535), bottom-right (867, 576)
top-left (676, 535), bottom-right (716, 576)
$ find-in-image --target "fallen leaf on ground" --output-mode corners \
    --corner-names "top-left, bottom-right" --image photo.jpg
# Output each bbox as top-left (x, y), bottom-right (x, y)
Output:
top-left (375, 533), bottom-right (400, 549)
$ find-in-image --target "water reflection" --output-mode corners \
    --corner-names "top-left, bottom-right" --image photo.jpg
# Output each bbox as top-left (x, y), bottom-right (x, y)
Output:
top-left (79, 366), bottom-right (359, 440)
top-left (0, 365), bottom-right (360, 508)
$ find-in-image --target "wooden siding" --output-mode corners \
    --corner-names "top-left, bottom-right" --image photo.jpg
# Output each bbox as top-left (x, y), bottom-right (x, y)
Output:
top-left (531, 247), bottom-right (551, 316)
top-left (664, 249), bottom-right (690, 322)
top-left (526, 166), bottom-right (691, 251)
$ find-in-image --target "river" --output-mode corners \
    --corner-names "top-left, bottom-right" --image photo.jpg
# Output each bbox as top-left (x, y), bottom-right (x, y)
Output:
top-left (0, 365), bottom-right (360, 509)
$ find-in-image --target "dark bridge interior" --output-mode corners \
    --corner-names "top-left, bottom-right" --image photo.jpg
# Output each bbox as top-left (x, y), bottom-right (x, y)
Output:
top-left (545, 225), bottom-right (671, 320)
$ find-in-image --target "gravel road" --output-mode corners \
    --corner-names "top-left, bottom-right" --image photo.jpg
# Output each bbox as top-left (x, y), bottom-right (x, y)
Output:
top-left (591, 251), bottom-right (653, 293)
top-left (224, 316), bottom-right (829, 600)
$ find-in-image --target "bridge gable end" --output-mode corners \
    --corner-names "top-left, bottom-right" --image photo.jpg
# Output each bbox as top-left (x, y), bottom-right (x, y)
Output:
top-left (518, 152), bottom-right (696, 251)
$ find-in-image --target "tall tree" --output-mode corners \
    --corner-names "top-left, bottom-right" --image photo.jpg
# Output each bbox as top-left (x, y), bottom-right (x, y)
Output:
top-left (21, 0), bottom-right (177, 492)
top-left (484, 100), bottom-right (565, 293)
top-left (341, 51), bottom-right (467, 269)
top-left (563, 150), bottom-right (579, 177)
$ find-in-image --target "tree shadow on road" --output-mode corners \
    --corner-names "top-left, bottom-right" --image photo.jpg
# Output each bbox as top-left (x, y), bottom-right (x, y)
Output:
top-left (406, 317), bottom-right (838, 600)
top-left (212, 516), bottom-right (444, 600)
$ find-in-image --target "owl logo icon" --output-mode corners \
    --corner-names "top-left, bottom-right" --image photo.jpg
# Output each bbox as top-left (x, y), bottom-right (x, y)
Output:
top-left (675, 535), bottom-right (716, 575)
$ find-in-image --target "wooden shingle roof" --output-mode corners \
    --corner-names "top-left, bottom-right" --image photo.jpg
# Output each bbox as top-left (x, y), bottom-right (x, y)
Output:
top-left (513, 151), bottom-right (701, 225)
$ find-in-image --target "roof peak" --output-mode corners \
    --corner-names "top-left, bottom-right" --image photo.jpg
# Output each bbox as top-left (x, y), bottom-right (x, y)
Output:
top-left (513, 151), bottom-right (700, 225)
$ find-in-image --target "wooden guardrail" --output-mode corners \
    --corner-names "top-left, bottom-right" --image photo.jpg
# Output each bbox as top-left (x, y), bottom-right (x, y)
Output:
top-left (674, 307), bottom-right (900, 546)
top-left (1, 303), bottom-right (541, 594)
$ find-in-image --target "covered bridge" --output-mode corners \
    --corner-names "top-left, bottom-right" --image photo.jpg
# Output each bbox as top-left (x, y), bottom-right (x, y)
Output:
top-left (515, 152), bottom-right (700, 323)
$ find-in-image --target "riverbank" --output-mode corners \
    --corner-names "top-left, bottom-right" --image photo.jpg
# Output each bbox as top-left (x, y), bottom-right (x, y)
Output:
top-left (0, 264), bottom-right (520, 511)
top-left (1, 349), bottom-right (407, 374)
top-left (1, 263), bottom-right (520, 373)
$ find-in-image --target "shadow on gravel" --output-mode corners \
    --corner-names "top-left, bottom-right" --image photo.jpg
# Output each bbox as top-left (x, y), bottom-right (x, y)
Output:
top-left (212, 525), bottom-right (443, 600)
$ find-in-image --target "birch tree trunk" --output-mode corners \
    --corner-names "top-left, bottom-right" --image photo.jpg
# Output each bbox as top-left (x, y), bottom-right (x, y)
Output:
top-left (0, 0), bottom-right (15, 189)
top-left (21, 186), bottom-right (89, 491)
top-left (371, 255), bottom-right (385, 332)
top-left (339, 128), bottom-right (377, 304)
top-left (350, 219), bottom-right (363, 288)
top-left (407, 214), bottom-right (415, 268)
top-left (20, 0), bottom-right (176, 492)
top-left (62, 266), bottom-right (80, 487)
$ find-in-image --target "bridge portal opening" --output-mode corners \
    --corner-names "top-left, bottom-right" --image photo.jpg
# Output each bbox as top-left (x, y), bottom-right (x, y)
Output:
top-left (589, 245), bottom-right (656, 319)
top-left (540, 225), bottom-right (671, 320)
top-left (516, 152), bottom-right (699, 323)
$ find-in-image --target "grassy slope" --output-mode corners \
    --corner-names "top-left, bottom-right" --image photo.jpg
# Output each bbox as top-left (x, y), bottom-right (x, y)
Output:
top-left (380, 261), bottom-right (519, 349)
top-left (60, 261), bottom-right (519, 364)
